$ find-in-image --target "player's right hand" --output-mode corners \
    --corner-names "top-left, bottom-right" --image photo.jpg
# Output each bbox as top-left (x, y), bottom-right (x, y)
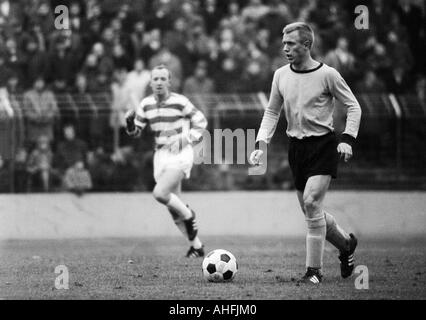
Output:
top-left (125, 109), bottom-right (136, 132)
top-left (249, 149), bottom-right (264, 166)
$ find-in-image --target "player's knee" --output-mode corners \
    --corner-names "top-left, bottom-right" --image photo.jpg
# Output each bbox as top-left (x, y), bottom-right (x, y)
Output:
top-left (152, 186), bottom-right (170, 204)
top-left (303, 194), bottom-right (321, 218)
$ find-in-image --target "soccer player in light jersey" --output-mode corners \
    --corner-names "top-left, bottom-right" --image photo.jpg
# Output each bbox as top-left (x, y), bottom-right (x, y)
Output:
top-left (250, 22), bottom-right (362, 284)
top-left (125, 65), bottom-right (207, 258)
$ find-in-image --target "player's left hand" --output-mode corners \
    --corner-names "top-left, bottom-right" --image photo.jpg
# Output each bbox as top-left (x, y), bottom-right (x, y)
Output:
top-left (337, 143), bottom-right (352, 162)
top-left (125, 109), bottom-right (136, 132)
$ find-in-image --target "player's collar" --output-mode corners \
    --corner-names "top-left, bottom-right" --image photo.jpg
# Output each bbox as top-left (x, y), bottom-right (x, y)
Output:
top-left (154, 92), bottom-right (171, 103)
top-left (290, 62), bottom-right (323, 74)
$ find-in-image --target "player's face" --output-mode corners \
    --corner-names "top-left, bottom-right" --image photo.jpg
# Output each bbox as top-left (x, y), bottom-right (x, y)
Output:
top-left (150, 69), bottom-right (171, 96)
top-left (282, 31), bottom-right (308, 65)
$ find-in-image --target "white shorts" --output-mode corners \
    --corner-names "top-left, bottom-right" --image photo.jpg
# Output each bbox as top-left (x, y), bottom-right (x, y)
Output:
top-left (153, 145), bottom-right (194, 182)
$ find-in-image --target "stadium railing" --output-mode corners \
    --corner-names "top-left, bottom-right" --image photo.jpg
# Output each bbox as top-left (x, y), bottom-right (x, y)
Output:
top-left (0, 92), bottom-right (425, 192)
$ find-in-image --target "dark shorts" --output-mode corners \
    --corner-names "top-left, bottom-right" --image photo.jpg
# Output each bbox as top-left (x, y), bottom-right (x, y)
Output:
top-left (288, 132), bottom-right (339, 192)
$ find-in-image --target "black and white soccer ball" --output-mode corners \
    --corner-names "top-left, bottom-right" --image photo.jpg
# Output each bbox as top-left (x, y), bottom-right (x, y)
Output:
top-left (202, 249), bottom-right (238, 282)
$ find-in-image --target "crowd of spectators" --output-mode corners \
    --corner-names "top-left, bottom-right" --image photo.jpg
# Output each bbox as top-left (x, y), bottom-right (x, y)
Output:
top-left (0, 0), bottom-right (425, 193)
top-left (1, 0), bottom-right (425, 95)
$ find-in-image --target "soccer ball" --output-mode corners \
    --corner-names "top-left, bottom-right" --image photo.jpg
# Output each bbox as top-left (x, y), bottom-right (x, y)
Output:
top-left (202, 249), bottom-right (238, 282)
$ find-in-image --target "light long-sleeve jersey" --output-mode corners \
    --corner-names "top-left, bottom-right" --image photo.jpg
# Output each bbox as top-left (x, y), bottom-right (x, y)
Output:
top-left (130, 92), bottom-right (207, 149)
top-left (257, 63), bottom-right (361, 145)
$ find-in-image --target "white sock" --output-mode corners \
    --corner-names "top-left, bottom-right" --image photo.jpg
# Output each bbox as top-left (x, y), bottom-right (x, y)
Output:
top-left (166, 193), bottom-right (192, 220)
top-left (191, 236), bottom-right (203, 249)
top-left (324, 211), bottom-right (350, 252)
top-left (306, 216), bottom-right (327, 269)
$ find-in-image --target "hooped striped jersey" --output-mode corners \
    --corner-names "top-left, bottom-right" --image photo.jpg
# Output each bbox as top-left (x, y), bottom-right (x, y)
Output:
top-left (133, 93), bottom-right (207, 149)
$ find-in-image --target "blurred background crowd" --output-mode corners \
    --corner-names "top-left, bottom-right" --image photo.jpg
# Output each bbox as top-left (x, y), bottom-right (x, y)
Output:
top-left (0, 0), bottom-right (425, 193)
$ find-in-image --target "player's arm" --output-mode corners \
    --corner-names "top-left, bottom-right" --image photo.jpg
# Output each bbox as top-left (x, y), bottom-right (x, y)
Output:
top-left (182, 98), bottom-right (208, 147)
top-left (250, 71), bottom-right (283, 165)
top-left (327, 68), bottom-right (362, 162)
top-left (125, 108), bottom-right (146, 138)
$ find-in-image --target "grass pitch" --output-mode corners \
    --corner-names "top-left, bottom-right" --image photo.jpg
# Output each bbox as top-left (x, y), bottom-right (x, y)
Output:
top-left (1, 236), bottom-right (425, 300)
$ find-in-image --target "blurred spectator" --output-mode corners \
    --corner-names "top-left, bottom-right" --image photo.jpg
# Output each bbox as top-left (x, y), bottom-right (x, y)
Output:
top-left (80, 43), bottom-right (114, 92)
top-left (241, 0), bottom-right (270, 22)
top-left (0, 154), bottom-right (11, 192)
top-left (144, 0), bottom-right (175, 32)
top-left (0, 1), bottom-right (24, 35)
top-left (115, 3), bottom-right (137, 34)
top-left (26, 135), bottom-right (59, 192)
top-left (73, 72), bottom-right (89, 94)
top-left (100, 27), bottom-right (116, 56)
top-left (81, 53), bottom-right (104, 92)
top-left (0, 87), bottom-right (14, 161)
top-left (186, 23), bottom-right (211, 66)
top-left (55, 123), bottom-right (88, 173)
top-left (22, 36), bottom-right (47, 87)
top-left (70, 72), bottom-right (104, 149)
top-left (125, 58), bottom-right (151, 109)
top-left (5, 70), bottom-right (21, 94)
top-left (163, 16), bottom-right (194, 77)
top-left (110, 68), bottom-right (131, 149)
top-left (354, 70), bottom-right (387, 94)
top-left (63, 160), bottom-right (93, 196)
top-left (254, 28), bottom-right (273, 57)
top-left (1, 84), bottom-right (24, 156)
top-left (3, 37), bottom-right (25, 82)
top-left (214, 56), bottom-right (242, 93)
top-left (163, 17), bottom-right (189, 57)
top-left (130, 20), bottom-right (148, 59)
top-left (22, 76), bottom-right (58, 146)
top-left (87, 146), bottom-right (115, 191)
top-left (0, 51), bottom-right (14, 88)
top-left (92, 42), bottom-right (115, 77)
top-left (219, 1), bottom-right (244, 33)
top-left (69, 1), bottom-right (85, 33)
top-left (369, 0), bottom-right (393, 41)
top-left (85, 0), bottom-right (102, 22)
top-left (81, 18), bottom-right (103, 56)
top-left (109, 147), bottom-right (138, 191)
top-left (13, 147), bottom-right (28, 193)
top-left (183, 60), bottom-right (215, 95)
top-left (385, 29), bottom-right (413, 74)
top-left (26, 23), bottom-right (47, 53)
top-left (240, 42), bottom-right (271, 93)
top-left (0, 86), bottom-right (13, 117)
top-left (324, 36), bottom-right (357, 85)
top-left (396, 0), bottom-right (425, 72)
top-left (201, 0), bottom-right (224, 35)
top-left (383, 66), bottom-right (413, 94)
top-left (140, 28), bottom-right (162, 65)
top-left (45, 40), bottom-right (75, 91)
top-left (416, 75), bottom-right (426, 106)
top-left (363, 37), bottom-right (393, 81)
top-left (25, 0), bottom-right (55, 36)
top-left (259, 0), bottom-right (292, 41)
top-left (111, 42), bottom-right (133, 71)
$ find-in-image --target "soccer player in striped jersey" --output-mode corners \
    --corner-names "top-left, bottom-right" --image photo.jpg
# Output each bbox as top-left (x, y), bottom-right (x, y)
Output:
top-left (250, 22), bottom-right (362, 284)
top-left (125, 65), bottom-right (207, 258)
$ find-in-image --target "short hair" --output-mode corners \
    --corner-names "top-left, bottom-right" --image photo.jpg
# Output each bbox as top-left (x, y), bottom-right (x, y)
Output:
top-left (283, 22), bottom-right (315, 49)
top-left (151, 64), bottom-right (171, 80)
